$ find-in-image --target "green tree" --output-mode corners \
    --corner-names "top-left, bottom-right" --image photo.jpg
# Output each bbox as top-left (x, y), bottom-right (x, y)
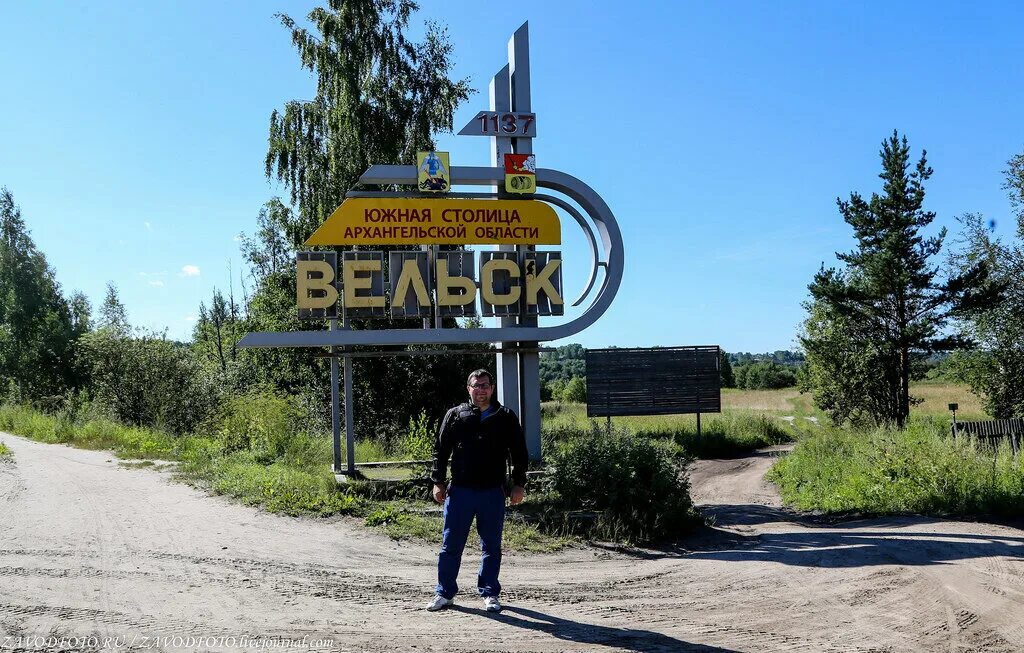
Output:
top-left (540, 343), bottom-right (586, 386)
top-left (245, 2), bottom-right (477, 443)
top-left (560, 376), bottom-right (587, 403)
top-left (719, 350), bottom-right (735, 388)
top-left (802, 132), bottom-right (998, 427)
top-left (734, 361), bottom-right (796, 390)
top-left (194, 287), bottom-right (242, 382)
top-left (98, 282), bottom-right (130, 335)
top-left (78, 329), bottom-right (218, 433)
top-left (266, 0), bottom-right (472, 235)
top-left (948, 152), bottom-right (1024, 418)
top-left (0, 188), bottom-right (81, 400)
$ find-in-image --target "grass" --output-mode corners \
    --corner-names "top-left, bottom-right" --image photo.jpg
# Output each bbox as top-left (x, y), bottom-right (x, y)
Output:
top-left (768, 417), bottom-right (1024, 517)
top-left (0, 440), bottom-right (10, 458)
top-left (722, 387), bottom-right (809, 413)
top-left (0, 381), bottom-right (997, 545)
top-left (0, 401), bottom-right (576, 550)
top-left (909, 382), bottom-right (987, 419)
top-left (542, 401), bottom-right (798, 458)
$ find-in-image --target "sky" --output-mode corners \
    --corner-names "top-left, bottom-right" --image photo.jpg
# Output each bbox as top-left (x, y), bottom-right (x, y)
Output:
top-left (2, 1), bottom-right (1022, 353)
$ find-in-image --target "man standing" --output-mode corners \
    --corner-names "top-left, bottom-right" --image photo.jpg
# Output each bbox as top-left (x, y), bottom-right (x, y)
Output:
top-left (426, 369), bottom-right (528, 613)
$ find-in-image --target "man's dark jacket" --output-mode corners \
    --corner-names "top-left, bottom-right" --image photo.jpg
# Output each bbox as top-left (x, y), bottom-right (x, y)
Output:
top-left (430, 399), bottom-right (529, 490)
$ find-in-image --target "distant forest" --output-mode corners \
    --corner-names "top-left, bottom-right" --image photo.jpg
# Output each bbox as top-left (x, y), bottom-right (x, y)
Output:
top-left (539, 345), bottom-right (807, 393)
top-left (727, 351), bottom-right (805, 367)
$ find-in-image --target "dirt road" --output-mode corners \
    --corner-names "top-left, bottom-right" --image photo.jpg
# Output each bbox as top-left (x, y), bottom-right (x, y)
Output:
top-left (1, 434), bottom-right (1022, 652)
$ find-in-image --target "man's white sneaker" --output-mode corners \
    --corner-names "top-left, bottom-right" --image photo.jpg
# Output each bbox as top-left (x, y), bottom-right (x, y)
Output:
top-left (483, 596), bottom-right (502, 613)
top-left (425, 594), bottom-right (453, 611)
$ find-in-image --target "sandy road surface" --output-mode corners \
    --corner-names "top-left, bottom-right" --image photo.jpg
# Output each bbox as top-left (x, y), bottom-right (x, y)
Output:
top-left (1, 434), bottom-right (1023, 653)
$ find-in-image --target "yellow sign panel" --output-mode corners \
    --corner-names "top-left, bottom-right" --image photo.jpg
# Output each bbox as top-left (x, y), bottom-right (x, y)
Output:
top-left (305, 198), bottom-right (561, 246)
top-left (417, 151), bottom-right (450, 192)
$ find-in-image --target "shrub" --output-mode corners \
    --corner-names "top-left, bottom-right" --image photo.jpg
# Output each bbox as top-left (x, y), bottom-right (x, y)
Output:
top-left (769, 419), bottom-right (1024, 517)
top-left (364, 503), bottom-right (407, 527)
top-left (213, 391), bottom-right (302, 464)
top-left (549, 422), bottom-right (700, 541)
top-left (734, 361), bottom-right (798, 390)
top-left (667, 412), bottom-right (793, 458)
top-left (77, 329), bottom-right (220, 433)
top-left (559, 376), bottom-right (587, 403)
top-left (400, 409), bottom-right (435, 460)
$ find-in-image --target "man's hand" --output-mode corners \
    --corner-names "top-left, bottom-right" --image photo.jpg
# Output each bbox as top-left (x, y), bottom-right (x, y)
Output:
top-left (509, 485), bottom-right (525, 506)
top-left (432, 483), bottom-right (447, 504)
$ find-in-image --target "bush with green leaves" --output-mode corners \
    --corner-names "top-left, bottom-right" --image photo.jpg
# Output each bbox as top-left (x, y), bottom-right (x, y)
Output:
top-left (76, 328), bottom-right (219, 434)
top-left (560, 376), bottom-right (587, 403)
top-left (549, 422), bottom-right (700, 541)
top-left (400, 409), bottom-right (435, 461)
top-left (212, 391), bottom-right (303, 464)
top-left (734, 361), bottom-right (798, 389)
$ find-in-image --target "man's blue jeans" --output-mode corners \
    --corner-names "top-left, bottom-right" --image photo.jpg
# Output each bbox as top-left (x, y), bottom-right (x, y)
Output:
top-left (436, 485), bottom-right (506, 599)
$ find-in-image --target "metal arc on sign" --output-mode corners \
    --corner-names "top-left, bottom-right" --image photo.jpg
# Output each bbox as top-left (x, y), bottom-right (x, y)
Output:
top-left (305, 198), bottom-right (561, 246)
top-left (238, 165), bottom-right (623, 348)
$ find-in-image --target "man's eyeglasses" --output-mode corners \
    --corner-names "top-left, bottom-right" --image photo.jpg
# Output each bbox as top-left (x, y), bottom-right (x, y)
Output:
top-left (469, 383), bottom-right (492, 390)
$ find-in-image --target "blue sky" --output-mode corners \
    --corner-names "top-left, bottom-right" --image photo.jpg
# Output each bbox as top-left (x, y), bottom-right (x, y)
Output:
top-left (2, 1), bottom-right (1022, 352)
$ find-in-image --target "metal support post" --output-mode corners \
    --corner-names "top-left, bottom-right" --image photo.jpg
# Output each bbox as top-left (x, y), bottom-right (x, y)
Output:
top-left (509, 23), bottom-right (542, 461)
top-left (421, 244), bottom-right (432, 329)
top-left (341, 304), bottom-right (356, 477)
top-left (330, 318), bottom-right (342, 473)
top-left (490, 62), bottom-right (521, 421)
top-left (344, 352), bottom-right (355, 475)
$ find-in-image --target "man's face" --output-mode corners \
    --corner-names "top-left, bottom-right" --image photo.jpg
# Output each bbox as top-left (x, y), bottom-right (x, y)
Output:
top-left (467, 375), bottom-right (494, 409)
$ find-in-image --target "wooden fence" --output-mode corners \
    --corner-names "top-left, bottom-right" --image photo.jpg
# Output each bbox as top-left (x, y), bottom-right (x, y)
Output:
top-left (952, 418), bottom-right (1023, 455)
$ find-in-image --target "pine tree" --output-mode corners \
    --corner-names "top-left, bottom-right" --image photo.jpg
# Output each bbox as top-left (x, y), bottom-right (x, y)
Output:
top-left (802, 132), bottom-right (999, 427)
top-left (949, 151), bottom-right (1024, 418)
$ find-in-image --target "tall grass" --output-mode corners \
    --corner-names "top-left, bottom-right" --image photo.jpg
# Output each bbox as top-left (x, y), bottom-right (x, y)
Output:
top-left (542, 402), bottom-right (795, 458)
top-left (768, 418), bottom-right (1024, 517)
top-left (0, 440), bottom-right (10, 457)
top-left (0, 400), bottom-right (362, 518)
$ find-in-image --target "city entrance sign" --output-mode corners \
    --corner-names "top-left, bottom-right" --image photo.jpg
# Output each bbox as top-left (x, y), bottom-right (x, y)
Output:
top-left (239, 23), bottom-right (623, 477)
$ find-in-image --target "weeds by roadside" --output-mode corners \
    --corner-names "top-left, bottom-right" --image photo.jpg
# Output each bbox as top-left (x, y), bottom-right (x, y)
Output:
top-left (768, 418), bottom-right (1024, 517)
top-left (542, 402), bottom-right (796, 459)
top-left (0, 440), bottom-right (11, 458)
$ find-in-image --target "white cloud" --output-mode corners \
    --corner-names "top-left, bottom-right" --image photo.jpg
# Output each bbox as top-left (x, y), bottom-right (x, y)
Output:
top-left (144, 221), bottom-right (152, 231)
top-left (184, 314), bottom-right (197, 323)
top-left (148, 280), bottom-right (164, 287)
top-left (179, 265), bottom-right (201, 278)
top-left (233, 234), bottom-right (243, 242)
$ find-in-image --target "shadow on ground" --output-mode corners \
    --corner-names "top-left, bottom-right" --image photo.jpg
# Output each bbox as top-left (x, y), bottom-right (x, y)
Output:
top-left (454, 604), bottom-right (739, 653)
top-left (687, 513), bottom-right (1024, 569)
top-left (587, 506), bottom-right (1024, 570)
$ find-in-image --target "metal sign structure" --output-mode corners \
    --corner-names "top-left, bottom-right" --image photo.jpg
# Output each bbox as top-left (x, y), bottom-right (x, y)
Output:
top-left (239, 22), bottom-right (624, 477)
top-left (585, 346), bottom-right (722, 422)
